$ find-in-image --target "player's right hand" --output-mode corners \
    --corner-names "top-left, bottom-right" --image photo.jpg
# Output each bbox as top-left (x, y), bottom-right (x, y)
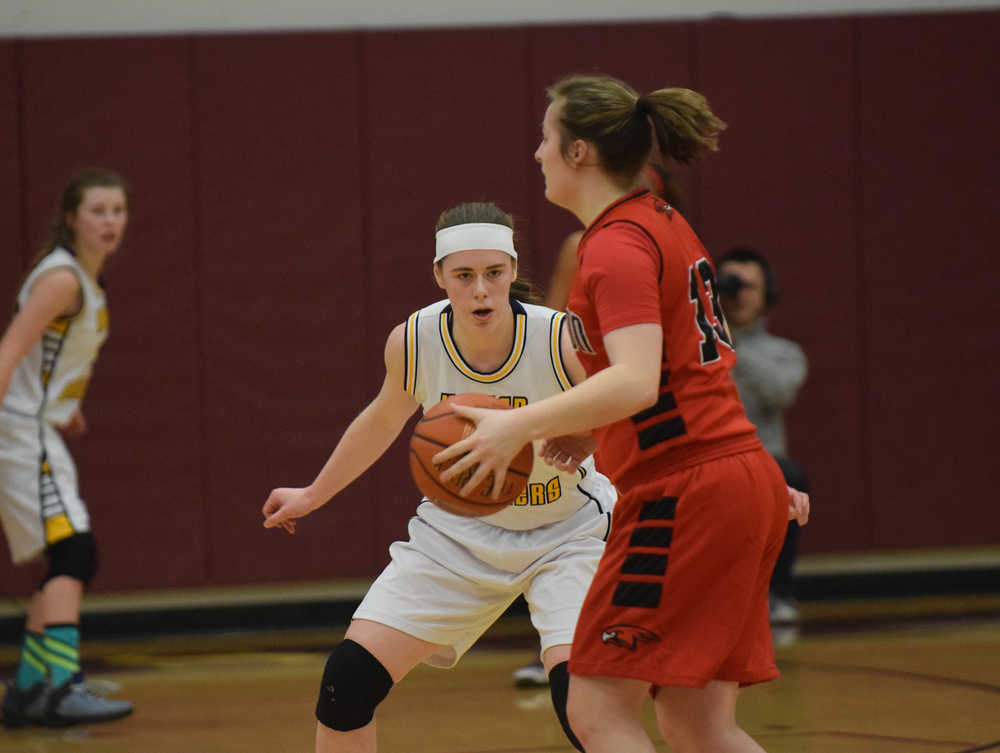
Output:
top-left (787, 486), bottom-right (810, 526)
top-left (57, 407), bottom-right (88, 438)
top-left (262, 487), bottom-right (318, 534)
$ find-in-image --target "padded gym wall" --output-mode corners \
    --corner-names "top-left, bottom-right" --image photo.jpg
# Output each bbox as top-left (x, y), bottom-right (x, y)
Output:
top-left (856, 13), bottom-right (999, 549)
top-left (3, 37), bottom-right (205, 591)
top-left (189, 32), bottom-right (376, 584)
top-left (695, 17), bottom-right (867, 553)
top-left (1, 10), bottom-right (997, 593)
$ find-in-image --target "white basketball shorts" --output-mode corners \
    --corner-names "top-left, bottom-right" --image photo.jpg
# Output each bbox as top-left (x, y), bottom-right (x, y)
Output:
top-left (353, 493), bottom-right (614, 668)
top-left (0, 409), bottom-right (90, 564)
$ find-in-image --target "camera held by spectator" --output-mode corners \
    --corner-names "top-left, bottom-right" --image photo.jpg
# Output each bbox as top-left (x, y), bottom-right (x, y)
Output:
top-left (716, 272), bottom-right (747, 296)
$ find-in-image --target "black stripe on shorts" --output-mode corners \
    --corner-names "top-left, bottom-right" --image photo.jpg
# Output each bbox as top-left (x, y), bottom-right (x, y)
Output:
top-left (611, 581), bottom-right (662, 609)
top-left (628, 526), bottom-right (673, 548)
top-left (621, 553), bottom-right (669, 576)
top-left (638, 497), bottom-right (677, 521)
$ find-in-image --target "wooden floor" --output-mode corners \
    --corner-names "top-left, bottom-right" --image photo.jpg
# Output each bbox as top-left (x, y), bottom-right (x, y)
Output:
top-left (1, 596), bottom-right (999, 753)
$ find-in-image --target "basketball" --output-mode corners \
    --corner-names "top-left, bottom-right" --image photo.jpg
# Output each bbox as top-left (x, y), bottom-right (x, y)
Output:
top-left (409, 393), bottom-right (534, 516)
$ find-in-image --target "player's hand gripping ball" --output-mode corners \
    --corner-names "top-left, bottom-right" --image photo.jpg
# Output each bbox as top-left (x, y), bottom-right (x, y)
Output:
top-left (409, 393), bottom-right (534, 517)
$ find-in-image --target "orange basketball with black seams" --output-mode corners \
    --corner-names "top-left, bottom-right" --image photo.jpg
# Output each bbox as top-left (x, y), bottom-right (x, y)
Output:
top-left (409, 393), bottom-right (534, 517)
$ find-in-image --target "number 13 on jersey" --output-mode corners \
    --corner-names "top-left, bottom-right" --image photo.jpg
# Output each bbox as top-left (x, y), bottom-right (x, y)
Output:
top-left (689, 257), bottom-right (734, 365)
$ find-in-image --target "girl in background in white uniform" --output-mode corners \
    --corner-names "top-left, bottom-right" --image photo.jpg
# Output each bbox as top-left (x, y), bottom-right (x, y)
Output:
top-left (262, 201), bottom-right (615, 753)
top-left (1, 169), bottom-right (133, 727)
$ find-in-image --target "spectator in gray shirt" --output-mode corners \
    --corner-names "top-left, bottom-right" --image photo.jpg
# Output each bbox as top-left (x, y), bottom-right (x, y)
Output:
top-left (717, 247), bottom-right (808, 624)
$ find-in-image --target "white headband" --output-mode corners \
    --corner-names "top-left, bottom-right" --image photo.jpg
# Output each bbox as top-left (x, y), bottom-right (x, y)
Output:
top-left (434, 223), bottom-right (517, 264)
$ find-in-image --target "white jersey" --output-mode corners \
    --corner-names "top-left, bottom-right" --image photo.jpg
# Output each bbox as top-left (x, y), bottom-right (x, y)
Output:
top-left (403, 297), bottom-right (610, 531)
top-left (3, 248), bottom-right (109, 426)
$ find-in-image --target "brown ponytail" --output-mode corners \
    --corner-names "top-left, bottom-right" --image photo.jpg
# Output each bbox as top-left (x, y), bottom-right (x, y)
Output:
top-left (644, 88), bottom-right (726, 166)
top-left (547, 75), bottom-right (725, 186)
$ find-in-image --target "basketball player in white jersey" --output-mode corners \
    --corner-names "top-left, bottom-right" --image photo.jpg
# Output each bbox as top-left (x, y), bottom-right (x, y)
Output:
top-left (262, 201), bottom-right (614, 753)
top-left (1, 169), bottom-right (133, 727)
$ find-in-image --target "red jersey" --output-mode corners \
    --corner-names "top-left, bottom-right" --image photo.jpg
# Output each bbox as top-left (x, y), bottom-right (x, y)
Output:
top-left (566, 189), bottom-right (760, 489)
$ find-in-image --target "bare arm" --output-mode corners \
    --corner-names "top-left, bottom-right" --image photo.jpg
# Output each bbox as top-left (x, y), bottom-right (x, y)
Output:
top-left (436, 322), bottom-right (663, 496)
top-left (262, 322), bottom-right (420, 530)
top-left (0, 269), bottom-right (81, 402)
top-left (521, 322), bottom-right (661, 438)
top-left (543, 231), bottom-right (582, 311)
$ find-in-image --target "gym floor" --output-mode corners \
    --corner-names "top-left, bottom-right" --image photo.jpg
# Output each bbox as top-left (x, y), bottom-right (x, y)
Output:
top-left (1, 591), bottom-right (998, 753)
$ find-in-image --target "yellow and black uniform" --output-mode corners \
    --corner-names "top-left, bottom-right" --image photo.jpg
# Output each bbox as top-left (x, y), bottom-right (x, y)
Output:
top-left (352, 297), bottom-right (617, 668)
top-left (0, 247), bottom-right (109, 563)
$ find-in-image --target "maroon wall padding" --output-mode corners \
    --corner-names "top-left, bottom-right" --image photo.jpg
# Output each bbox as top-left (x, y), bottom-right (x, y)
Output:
top-left (526, 22), bottom-right (697, 289)
top-left (857, 12), bottom-right (1000, 548)
top-left (696, 18), bottom-right (870, 552)
top-left (0, 41), bottom-right (22, 295)
top-left (0, 40), bottom-right (23, 341)
top-left (0, 40), bottom-right (36, 596)
top-left (13, 37), bottom-right (206, 592)
top-left (2, 10), bottom-right (998, 595)
top-left (360, 28), bottom-right (539, 557)
top-left (191, 33), bottom-right (378, 582)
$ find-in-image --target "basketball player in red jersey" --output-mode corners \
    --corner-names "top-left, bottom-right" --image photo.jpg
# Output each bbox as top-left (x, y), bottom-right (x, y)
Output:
top-left (436, 75), bottom-right (809, 753)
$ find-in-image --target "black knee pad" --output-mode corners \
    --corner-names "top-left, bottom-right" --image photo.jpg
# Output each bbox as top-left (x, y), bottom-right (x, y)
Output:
top-left (315, 639), bottom-right (393, 732)
top-left (548, 661), bottom-right (584, 752)
top-left (44, 533), bottom-right (98, 586)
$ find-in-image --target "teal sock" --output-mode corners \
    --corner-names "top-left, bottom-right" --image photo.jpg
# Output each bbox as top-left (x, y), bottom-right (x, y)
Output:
top-left (43, 623), bottom-right (80, 687)
top-left (14, 631), bottom-right (48, 689)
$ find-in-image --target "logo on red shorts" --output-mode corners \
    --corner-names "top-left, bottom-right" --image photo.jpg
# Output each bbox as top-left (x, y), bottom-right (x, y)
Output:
top-left (600, 624), bottom-right (661, 650)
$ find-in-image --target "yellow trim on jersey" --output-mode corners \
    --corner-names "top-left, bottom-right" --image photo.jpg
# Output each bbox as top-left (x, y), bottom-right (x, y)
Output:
top-left (46, 317), bottom-right (71, 335)
top-left (44, 514), bottom-right (74, 545)
top-left (550, 312), bottom-right (573, 391)
top-left (58, 376), bottom-right (90, 401)
top-left (97, 306), bottom-right (109, 332)
top-left (439, 309), bottom-right (526, 384)
top-left (404, 311), bottom-right (420, 395)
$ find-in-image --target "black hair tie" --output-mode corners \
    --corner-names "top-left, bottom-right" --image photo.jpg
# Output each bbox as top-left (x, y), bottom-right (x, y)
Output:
top-left (634, 96), bottom-right (651, 117)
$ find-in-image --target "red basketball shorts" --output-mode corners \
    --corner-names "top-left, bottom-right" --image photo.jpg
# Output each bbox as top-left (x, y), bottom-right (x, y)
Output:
top-left (568, 448), bottom-right (788, 688)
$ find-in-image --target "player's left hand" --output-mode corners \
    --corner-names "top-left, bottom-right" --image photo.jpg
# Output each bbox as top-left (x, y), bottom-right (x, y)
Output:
top-left (787, 485), bottom-right (810, 525)
top-left (540, 432), bottom-right (595, 472)
top-left (56, 407), bottom-right (87, 438)
top-left (433, 405), bottom-right (532, 499)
